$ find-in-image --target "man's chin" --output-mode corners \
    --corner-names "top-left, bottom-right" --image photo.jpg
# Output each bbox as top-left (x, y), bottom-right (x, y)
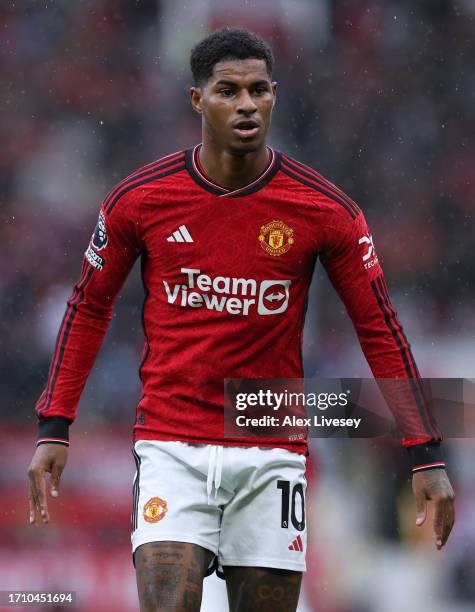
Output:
top-left (228, 135), bottom-right (263, 155)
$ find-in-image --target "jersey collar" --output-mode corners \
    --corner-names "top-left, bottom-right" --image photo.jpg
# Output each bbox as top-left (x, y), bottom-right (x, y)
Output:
top-left (185, 144), bottom-right (281, 198)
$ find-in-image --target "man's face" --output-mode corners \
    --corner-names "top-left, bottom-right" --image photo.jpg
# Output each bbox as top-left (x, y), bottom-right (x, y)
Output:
top-left (191, 58), bottom-right (277, 154)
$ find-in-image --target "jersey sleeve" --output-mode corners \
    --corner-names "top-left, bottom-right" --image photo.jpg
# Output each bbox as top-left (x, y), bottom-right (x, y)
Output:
top-left (35, 186), bottom-right (143, 446)
top-left (319, 205), bottom-right (445, 474)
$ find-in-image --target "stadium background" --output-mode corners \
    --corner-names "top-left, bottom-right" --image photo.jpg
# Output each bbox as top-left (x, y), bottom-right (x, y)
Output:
top-left (1, 1), bottom-right (474, 610)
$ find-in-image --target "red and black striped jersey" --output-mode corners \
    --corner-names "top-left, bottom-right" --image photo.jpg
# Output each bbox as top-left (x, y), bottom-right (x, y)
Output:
top-left (35, 145), bottom-right (444, 471)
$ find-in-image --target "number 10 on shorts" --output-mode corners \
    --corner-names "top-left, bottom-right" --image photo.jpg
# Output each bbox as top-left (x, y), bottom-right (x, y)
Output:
top-left (277, 480), bottom-right (305, 531)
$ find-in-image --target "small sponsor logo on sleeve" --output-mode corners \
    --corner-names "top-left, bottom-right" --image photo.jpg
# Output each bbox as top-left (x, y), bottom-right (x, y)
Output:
top-left (92, 211), bottom-right (108, 251)
top-left (85, 210), bottom-right (108, 270)
top-left (358, 234), bottom-right (378, 269)
top-left (85, 244), bottom-right (105, 270)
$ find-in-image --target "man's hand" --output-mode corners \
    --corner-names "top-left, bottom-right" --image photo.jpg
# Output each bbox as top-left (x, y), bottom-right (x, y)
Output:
top-left (27, 444), bottom-right (68, 524)
top-left (412, 468), bottom-right (455, 550)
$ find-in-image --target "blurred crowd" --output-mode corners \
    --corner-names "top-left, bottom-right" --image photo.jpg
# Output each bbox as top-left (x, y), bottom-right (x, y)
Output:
top-left (1, 1), bottom-right (474, 611)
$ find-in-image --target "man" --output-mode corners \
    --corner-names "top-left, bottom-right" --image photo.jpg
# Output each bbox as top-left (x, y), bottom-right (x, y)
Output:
top-left (28, 28), bottom-right (455, 612)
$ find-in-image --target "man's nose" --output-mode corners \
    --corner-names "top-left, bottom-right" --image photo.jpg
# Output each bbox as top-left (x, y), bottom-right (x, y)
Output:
top-left (236, 90), bottom-right (258, 114)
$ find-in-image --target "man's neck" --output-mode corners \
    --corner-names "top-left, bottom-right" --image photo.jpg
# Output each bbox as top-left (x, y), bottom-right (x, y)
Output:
top-left (198, 141), bottom-right (270, 191)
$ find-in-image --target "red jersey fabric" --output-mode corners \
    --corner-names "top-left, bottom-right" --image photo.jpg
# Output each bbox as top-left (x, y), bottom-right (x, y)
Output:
top-left (35, 145), bottom-right (443, 464)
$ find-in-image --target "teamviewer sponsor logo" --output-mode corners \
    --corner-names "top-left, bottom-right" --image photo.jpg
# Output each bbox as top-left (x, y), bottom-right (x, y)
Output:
top-left (163, 268), bottom-right (291, 316)
top-left (257, 280), bottom-right (290, 315)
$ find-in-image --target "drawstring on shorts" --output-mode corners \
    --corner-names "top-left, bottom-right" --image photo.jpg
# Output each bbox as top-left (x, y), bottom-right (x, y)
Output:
top-left (207, 445), bottom-right (223, 503)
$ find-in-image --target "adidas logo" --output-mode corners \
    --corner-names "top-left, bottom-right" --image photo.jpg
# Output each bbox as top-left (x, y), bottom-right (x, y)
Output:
top-left (288, 535), bottom-right (304, 552)
top-left (166, 225), bottom-right (194, 243)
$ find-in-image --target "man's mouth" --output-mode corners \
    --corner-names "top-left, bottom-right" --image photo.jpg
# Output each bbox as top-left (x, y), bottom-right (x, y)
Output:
top-left (233, 120), bottom-right (260, 139)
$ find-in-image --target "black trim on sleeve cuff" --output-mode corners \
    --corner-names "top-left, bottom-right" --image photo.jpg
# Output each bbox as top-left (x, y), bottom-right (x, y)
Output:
top-left (37, 439), bottom-right (69, 447)
top-left (407, 442), bottom-right (446, 473)
top-left (37, 416), bottom-right (71, 444)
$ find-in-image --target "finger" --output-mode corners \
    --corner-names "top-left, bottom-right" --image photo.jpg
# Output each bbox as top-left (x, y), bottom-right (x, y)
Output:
top-left (434, 500), bottom-right (446, 549)
top-left (30, 477), bottom-right (47, 522)
top-left (29, 470), bottom-right (49, 523)
top-left (440, 498), bottom-right (455, 548)
top-left (28, 471), bottom-right (41, 514)
top-left (50, 462), bottom-right (64, 498)
top-left (28, 489), bottom-right (36, 524)
top-left (415, 491), bottom-right (427, 526)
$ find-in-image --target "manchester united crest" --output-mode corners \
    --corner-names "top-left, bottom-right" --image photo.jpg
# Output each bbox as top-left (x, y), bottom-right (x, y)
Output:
top-left (259, 220), bottom-right (294, 256)
top-left (143, 497), bottom-right (168, 523)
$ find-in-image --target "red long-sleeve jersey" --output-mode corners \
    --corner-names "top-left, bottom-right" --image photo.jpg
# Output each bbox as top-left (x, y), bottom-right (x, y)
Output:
top-left (35, 145), bottom-right (444, 471)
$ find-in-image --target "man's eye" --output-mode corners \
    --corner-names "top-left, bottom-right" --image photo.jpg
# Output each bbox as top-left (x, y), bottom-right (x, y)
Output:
top-left (219, 89), bottom-right (233, 97)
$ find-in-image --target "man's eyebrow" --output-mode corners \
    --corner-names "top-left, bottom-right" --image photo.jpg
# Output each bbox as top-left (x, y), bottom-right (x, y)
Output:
top-left (214, 79), bottom-right (270, 87)
top-left (214, 79), bottom-right (237, 87)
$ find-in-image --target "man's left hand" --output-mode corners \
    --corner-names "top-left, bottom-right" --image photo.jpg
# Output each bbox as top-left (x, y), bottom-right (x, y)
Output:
top-left (412, 468), bottom-right (455, 550)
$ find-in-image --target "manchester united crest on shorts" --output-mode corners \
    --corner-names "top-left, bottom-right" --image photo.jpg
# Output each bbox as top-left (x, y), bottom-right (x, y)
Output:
top-left (259, 220), bottom-right (294, 256)
top-left (143, 497), bottom-right (168, 523)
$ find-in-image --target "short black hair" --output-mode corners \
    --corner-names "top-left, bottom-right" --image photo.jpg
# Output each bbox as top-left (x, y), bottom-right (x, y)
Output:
top-left (190, 27), bottom-right (274, 86)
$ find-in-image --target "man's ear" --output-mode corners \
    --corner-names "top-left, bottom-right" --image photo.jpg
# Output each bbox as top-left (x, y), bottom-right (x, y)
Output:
top-left (190, 86), bottom-right (203, 114)
top-left (271, 81), bottom-right (278, 107)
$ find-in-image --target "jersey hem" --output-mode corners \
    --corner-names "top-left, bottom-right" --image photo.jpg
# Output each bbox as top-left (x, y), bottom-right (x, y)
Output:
top-left (133, 431), bottom-right (307, 455)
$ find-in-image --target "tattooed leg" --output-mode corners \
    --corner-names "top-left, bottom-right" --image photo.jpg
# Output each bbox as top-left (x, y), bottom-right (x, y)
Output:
top-left (135, 541), bottom-right (214, 612)
top-left (224, 566), bottom-right (302, 612)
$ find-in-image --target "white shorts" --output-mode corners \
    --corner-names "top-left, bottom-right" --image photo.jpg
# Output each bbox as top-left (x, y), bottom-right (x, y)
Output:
top-left (131, 440), bottom-right (307, 574)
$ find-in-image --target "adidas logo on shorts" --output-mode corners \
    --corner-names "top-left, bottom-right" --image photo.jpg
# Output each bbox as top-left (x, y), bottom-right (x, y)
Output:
top-left (288, 535), bottom-right (304, 552)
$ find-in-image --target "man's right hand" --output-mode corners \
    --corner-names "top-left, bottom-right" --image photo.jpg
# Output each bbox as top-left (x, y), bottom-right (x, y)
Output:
top-left (28, 444), bottom-right (68, 524)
